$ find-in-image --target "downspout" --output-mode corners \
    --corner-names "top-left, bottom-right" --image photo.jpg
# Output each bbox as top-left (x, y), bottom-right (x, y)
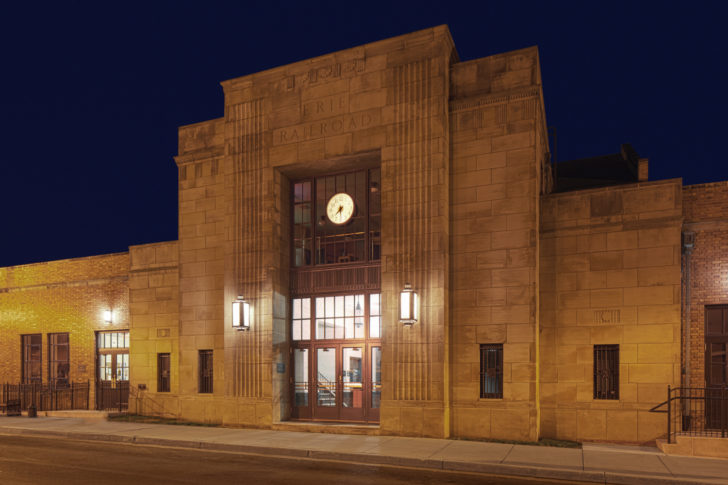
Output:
top-left (682, 232), bottom-right (695, 389)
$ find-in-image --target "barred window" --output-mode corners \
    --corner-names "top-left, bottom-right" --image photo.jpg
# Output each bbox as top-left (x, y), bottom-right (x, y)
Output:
top-left (480, 344), bottom-right (503, 399)
top-left (48, 333), bottom-right (70, 388)
top-left (594, 345), bottom-right (619, 400)
top-left (158, 353), bottom-right (170, 393)
top-left (199, 350), bottom-right (213, 394)
top-left (22, 334), bottom-right (42, 384)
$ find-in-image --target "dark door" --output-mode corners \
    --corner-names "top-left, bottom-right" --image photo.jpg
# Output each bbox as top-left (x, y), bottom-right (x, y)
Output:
top-left (705, 306), bottom-right (728, 429)
top-left (96, 332), bottom-right (130, 411)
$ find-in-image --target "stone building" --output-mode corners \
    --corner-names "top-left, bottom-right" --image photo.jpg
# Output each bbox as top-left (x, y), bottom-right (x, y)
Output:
top-left (0, 26), bottom-right (726, 445)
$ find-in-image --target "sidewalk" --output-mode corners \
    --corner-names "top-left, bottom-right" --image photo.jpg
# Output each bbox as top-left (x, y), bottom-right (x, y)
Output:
top-left (0, 415), bottom-right (726, 484)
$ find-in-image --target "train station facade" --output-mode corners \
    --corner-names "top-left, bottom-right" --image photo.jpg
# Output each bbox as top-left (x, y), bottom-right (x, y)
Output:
top-left (1, 26), bottom-right (727, 444)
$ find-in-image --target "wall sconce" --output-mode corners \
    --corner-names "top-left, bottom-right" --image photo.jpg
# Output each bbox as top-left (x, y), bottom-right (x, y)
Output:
top-left (399, 283), bottom-right (419, 326)
top-left (232, 296), bottom-right (250, 331)
top-left (103, 310), bottom-right (113, 324)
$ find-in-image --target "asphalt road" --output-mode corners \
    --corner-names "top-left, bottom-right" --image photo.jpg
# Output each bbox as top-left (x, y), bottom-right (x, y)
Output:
top-left (0, 434), bottom-right (589, 485)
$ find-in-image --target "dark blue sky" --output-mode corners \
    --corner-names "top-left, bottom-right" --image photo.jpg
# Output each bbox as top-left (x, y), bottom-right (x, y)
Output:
top-left (1, 1), bottom-right (726, 267)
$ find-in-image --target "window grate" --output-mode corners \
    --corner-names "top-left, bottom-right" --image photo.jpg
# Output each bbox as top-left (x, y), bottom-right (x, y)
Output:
top-left (480, 344), bottom-right (503, 399)
top-left (158, 353), bottom-right (170, 393)
top-left (594, 344), bottom-right (619, 400)
top-left (198, 350), bottom-right (213, 394)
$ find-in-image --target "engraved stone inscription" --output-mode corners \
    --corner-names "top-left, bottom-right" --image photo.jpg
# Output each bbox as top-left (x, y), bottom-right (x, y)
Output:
top-left (303, 94), bottom-right (349, 121)
top-left (593, 309), bottom-right (620, 324)
top-left (273, 110), bottom-right (379, 145)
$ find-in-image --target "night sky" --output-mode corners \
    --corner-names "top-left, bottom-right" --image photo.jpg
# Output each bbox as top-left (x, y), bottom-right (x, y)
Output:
top-left (1, 1), bottom-right (726, 267)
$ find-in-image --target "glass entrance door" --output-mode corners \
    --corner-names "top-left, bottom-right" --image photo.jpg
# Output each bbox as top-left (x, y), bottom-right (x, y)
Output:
top-left (290, 294), bottom-right (381, 423)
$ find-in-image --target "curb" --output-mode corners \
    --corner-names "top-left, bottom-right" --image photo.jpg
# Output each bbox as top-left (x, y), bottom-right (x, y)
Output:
top-left (0, 427), bottom-right (722, 485)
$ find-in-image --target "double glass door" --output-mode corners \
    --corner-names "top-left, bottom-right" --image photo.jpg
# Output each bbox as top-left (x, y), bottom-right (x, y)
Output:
top-left (293, 344), bottom-right (380, 422)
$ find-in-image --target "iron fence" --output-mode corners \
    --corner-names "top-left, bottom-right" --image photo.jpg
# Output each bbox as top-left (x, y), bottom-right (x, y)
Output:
top-left (1, 381), bottom-right (89, 411)
top-left (651, 386), bottom-right (728, 443)
top-left (96, 381), bottom-right (129, 412)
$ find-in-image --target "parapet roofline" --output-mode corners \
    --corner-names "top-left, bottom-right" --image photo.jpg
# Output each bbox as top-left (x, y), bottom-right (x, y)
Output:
top-left (219, 25), bottom-right (456, 91)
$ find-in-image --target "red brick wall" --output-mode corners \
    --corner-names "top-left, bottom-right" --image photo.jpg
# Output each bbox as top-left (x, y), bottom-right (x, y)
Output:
top-left (683, 181), bottom-right (728, 388)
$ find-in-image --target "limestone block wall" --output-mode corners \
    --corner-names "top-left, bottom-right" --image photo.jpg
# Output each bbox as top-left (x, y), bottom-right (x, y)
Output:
top-left (540, 179), bottom-right (682, 443)
top-left (128, 241), bottom-right (180, 417)
top-left (682, 181), bottom-right (728, 388)
top-left (0, 253), bottom-right (129, 405)
top-left (449, 46), bottom-right (547, 441)
top-left (219, 26), bottom-right (455, 435)
top-left (174, 118), bottom-right (227, 423)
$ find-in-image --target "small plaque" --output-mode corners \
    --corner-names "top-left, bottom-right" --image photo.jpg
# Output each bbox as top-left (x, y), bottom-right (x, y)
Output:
top-left (276, 362), bottom-right (285, 374)
top-left (77, 365), bottom-right (86, 372)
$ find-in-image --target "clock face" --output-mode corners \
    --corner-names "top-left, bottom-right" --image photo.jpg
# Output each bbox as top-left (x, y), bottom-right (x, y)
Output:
top-left (326, 193), bottom-right (355, 225)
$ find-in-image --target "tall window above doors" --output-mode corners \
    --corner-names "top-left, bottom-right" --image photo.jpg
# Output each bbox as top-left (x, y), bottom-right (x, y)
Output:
top-left (292, 168), bottom-right (381, 267)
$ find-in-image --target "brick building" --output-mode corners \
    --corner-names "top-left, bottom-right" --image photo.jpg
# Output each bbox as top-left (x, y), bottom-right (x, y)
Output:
top-left (1, 26), bottom-right (726, 444)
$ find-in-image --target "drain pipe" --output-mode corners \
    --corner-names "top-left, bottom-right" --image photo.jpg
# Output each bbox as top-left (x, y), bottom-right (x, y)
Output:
top-left (682, 232), bottom-right (695, 388)
top-left (681, 231), bottom-right (695, 432)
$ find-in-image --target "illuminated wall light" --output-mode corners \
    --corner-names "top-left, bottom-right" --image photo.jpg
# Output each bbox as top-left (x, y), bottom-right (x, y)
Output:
top-left (232, 296), bottom-right (251, 331)
top-left (103, 310), bottom-right (113, 324)
top-left (399, 283), bottom-right (419, 326)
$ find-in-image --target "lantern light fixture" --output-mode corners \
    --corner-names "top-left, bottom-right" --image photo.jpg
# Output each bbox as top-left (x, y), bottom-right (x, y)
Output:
top-left (103, 310), bottom-right (113, 324)
top-left (232, 296), bottom-right (251, 331)
top-left (399, 283), bottom-right (419, 326)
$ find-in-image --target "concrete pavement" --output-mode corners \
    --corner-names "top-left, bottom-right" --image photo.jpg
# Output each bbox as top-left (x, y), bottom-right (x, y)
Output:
top-left (0, 415), bottom-right (726, 484)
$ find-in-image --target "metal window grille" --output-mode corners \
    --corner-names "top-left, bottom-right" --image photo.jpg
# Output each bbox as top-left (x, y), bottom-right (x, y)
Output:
top-left (480, 344), bottom-right (503, 399)
top-left (21, 334), bottom-right (42, 384)
top-left (48, 333), bottom-right (70, 388)
top-left (594, 344), bottom-right (619, 400)
top-left (198, 350), bottom-right (213, 394)
top-left (158, 353), bottom-right (170, 393)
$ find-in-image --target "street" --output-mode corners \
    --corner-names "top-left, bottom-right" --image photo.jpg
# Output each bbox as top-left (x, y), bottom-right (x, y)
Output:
top-left (0, 434), bottom-right (588, 484)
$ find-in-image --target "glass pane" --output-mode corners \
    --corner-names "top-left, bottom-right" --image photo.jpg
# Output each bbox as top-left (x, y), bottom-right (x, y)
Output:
top-left (370, 294), bottom-right (380, 316)
top-left (372, 347), bottom-right (381, 409)
top-left (293, 299), bottom-right (301, 319)
top-left (302, 318), bottom-right (310, 340)
top-left (355, 317), bottom-right (364, 339)
top-left (104, 333), bottom-right (111, 348)
top-left (111, 333), bottom-right (118, 348)
top-left (335, 296), bottom-right (344, 317)
top-left (294, 349), bottom-right (309, 407)
top-left (302, 298), bottom-right (310, 318)
top-left (317, 348), bottom-right (336, 407)
top-left (316, 319), bottom-right (325, 340)
top-left (344, 295), bottom-right (354, 316)
top-left (124, 332), bottom-right (130, 348)
top-left (292, 321), bottom-right (301, 341)
top-left (345, 317), bottom-right (354, 339)
top-left (355, 295), bottom-right (364, 316)
top-left (335, 318), bottom-right (344, 339)
top-left (342, 348), bottom-right (363, 408)
top-left (369, 316), bottom-right (380, 339)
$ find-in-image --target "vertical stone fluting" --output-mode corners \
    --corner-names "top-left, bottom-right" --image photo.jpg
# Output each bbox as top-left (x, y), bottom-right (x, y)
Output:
top-left (391, 58), bottom-right (434, 402)
top-left (229, 98), bottom-right (266, 398)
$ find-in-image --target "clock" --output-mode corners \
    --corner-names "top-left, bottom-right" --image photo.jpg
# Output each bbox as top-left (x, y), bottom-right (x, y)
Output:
top-left (326, 192), bottom-right (355, 225)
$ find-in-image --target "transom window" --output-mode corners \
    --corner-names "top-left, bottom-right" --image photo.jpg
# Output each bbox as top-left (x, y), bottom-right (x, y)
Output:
top-left (97, 331), bottom-right (129, 349)
top-left (292, 293), bottom-right (381, 341)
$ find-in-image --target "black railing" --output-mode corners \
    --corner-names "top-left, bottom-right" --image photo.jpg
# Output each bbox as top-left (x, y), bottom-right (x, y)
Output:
top-left (1, 381), bottom-right (90, 411)
top-left (96, 381), bottom-right (129, 412)
top-left (651, 386), bottom-right (728, 443)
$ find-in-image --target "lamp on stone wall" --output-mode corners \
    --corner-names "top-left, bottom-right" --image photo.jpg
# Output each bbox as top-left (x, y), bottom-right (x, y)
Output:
top-left (103, 310), bottom-right (113, 324)
top-left (399, 283), bottom-right (419, 326)
top-left (232, 296), bottom-right (250, 331)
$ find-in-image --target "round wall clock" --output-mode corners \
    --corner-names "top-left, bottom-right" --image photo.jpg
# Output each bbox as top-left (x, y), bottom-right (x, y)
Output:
top-left (326, 192), bottom-right (355, 225)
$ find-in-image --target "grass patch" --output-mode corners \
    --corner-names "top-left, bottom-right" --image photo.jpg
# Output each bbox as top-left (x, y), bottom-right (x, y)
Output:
top-left (108, 414), bottom-right (219, 427)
